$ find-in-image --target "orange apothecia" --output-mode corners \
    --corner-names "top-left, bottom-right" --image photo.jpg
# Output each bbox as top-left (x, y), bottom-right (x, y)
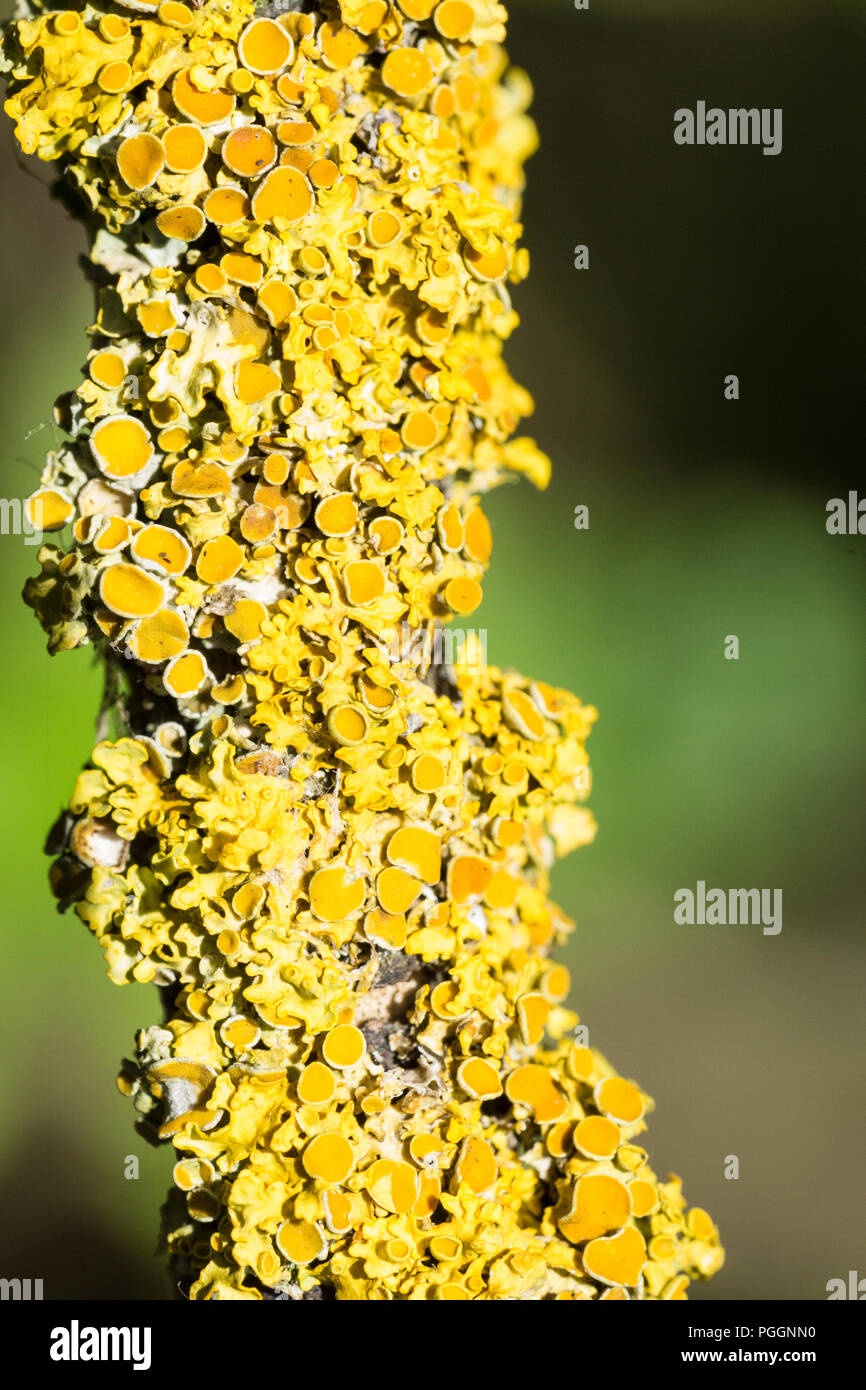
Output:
top-left (5, 0), bottom-right (723, 1300)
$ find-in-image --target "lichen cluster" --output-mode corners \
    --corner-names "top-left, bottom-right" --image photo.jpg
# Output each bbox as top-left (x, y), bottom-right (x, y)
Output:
top-left (4, 0), bottom-right (723, 1299)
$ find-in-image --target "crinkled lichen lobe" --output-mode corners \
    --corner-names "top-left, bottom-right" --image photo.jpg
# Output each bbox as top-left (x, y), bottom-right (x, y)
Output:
top-left (5, 0), bottom-right (723, 1299)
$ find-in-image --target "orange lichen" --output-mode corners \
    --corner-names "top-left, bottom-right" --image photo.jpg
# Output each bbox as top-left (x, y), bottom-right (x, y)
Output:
top-left (303, 1133), bottom-right (355, 1185)
top-left (90, 415), bottom-right (153, 480)
top-left (7, 0), bottom-right (722, 1304)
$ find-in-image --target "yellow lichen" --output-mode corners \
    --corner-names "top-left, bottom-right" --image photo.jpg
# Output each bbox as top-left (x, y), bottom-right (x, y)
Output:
top-left (5, 0), bottom-right (723, 1301)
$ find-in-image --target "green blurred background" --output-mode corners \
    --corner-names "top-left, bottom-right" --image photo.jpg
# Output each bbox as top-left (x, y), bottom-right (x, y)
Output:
top-left (0, 0), bottom-right (863, 1300)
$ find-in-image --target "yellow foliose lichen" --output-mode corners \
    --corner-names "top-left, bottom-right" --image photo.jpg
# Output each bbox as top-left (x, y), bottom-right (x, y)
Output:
top-left (5, 0), bottom-right (722, 1300)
